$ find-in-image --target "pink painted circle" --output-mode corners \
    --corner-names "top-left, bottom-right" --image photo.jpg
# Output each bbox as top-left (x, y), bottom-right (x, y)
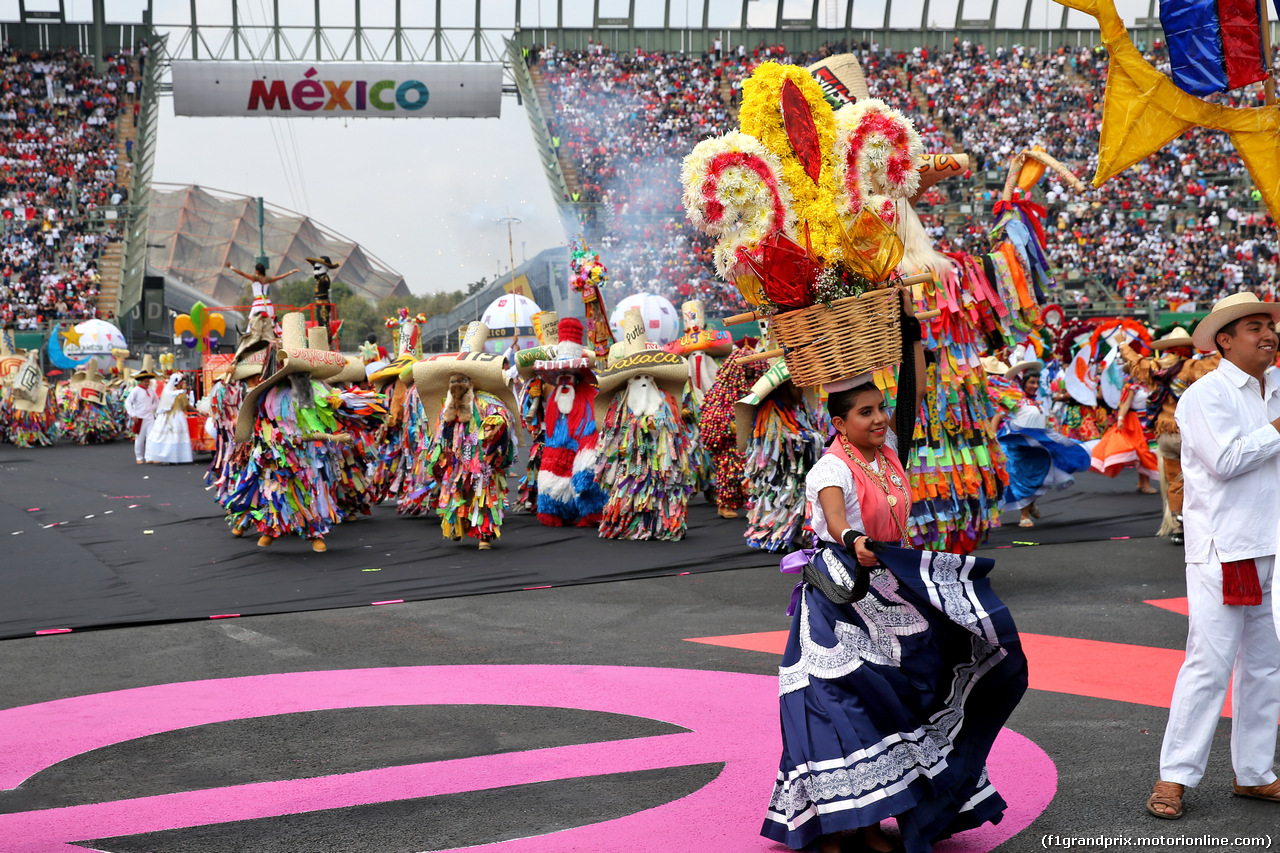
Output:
top-left (0, 666), bottom-right (1055, 852)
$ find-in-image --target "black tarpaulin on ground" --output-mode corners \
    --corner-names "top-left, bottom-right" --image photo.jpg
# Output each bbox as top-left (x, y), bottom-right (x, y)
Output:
top-left (0, 443), bottom-right (1164, 639)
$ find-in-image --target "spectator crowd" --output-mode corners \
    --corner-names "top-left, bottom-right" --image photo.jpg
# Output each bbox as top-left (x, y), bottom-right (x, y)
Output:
top-left (0, 45), bottom-right (134, 329)
top-left (531, 36), bottom-right (1278, 315)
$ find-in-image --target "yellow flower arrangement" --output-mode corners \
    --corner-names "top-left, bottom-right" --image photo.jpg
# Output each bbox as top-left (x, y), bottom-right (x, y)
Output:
top-left (737, 62), bottom-right (844, 265)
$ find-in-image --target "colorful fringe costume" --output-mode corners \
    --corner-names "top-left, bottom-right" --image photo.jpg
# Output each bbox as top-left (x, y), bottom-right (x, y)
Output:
top-left (226, 379), bottom-right (345, 541)
top-left (395, 386), bottom-right (439, 517)
top-left (331, 388), bottom-right (388, 519)
top-left (595, 390), bottom-right (694, 540)
top-left (426, 390), bottom-right (516, 541)
top-left (516, 377), bottom-right (545, 512)
top-left (682, 387), bottom-right (716, 498)
top-left (536, 375), bottom-right (607, 527)
top-left (743, 397), bottom-right (827, 551)
top-left (701, 347), bottom-right (769, 511)
top-left (204, 379), bottom-right (249, 515)
top-left (1, 394), bottom-right (55, 446)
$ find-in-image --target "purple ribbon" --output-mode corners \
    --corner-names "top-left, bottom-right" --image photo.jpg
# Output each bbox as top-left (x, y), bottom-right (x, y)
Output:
top-left (780, 548), bottom-right (816, 616)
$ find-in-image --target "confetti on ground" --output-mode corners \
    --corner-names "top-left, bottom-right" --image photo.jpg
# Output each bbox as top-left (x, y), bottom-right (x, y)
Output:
top-left (35, 629), bottom-right (72, 635)
top-left (143, 530), bottom-right (154, 535)
top-left (209, 614), bottom-right (240, 619)
top-left (26, 508), bottom-right (38, 512)
top-left (523, 585), bottom-right (552, 591)
top-left (361, 568), bottom-right (381, 572)
top-left (84, 515), bottom-right (94, 519)
top-left (128, 505), bottom-right (139, 508)
top-left (11, 531), bottom-right (22, 535)
top-left (371, 599), bottom-right (403, 606)
top-left (1110, 536), bottom-right (1130, 540)
top-left (1012, 541), bottom-right (1039, 546)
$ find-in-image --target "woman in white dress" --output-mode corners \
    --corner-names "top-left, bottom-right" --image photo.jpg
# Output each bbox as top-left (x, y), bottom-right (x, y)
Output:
top-left (145, 373), bottom-right (194, 464)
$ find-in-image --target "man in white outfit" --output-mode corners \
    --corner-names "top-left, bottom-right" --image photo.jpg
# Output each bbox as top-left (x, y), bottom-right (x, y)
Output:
top-left (124, 370), bottom-right (157, 464)
top-left (1148, 292), bottom-right (1280, 819)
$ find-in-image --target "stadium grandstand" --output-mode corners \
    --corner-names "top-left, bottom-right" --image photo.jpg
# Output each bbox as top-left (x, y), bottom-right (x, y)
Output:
top-left (2, 0), bottom-right (1277, 348)
top-left (146, 183), bottom-right (410, 308)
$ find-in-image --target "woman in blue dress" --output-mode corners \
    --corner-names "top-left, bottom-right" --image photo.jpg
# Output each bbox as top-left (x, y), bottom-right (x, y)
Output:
top-left (991, 360), bottom-right (1092, 528)
top-left (763, 308), bottom-right (1026, 853)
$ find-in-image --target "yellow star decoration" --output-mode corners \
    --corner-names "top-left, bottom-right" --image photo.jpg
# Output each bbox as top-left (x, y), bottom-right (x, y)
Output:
top-left (60, 325), bottom-right (82, 347)
top-left (1059, 0), bottom-right (1280, 221)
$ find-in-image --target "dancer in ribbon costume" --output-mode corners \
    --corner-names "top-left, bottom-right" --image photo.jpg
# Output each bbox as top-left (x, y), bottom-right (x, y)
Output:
top-left (1119, 327), bottom-right (1220, 545)
top-left (1, 346), bottom-right (56, 447)
top-left (764, 300), bottom-right (1028, 853)
top-left (700, 338), bottom-right (768, 518)
top-left (735, 359), bottom-right (828, 551)
top-left (667, 300), bottom-right (733, 504)
top-left (227, 314), bottom-right (350, 552)
top-left (124, 368), bottom-right (158, 463)
top-left (512, 313), bottom-right (559, 513)
top-left (593, 308), bottom-right (693, 540)
top-left (415, 338), bottom-right (521, 549)
top-left (63, 361), bottom-right (115, 444)
top-left (145, 373), bottom-right (194, 464)
top-left (534, 318), bottom-right (607, 527)
top-left (327, 356), bottom-right (387, 521)
top-left (990, 359), bottom-right (1092, 528)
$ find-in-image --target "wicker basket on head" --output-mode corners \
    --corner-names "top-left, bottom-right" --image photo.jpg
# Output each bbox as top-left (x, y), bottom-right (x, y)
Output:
top-left (770, 287), bottom-right (901, 388)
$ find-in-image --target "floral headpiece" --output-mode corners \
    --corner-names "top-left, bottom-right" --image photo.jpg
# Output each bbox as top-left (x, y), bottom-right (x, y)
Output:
top-left (681, 62), bottom-right (923, 309)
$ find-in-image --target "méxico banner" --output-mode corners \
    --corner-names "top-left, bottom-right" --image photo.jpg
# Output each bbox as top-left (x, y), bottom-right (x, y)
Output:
top-left (171, 62), bottom-right (502, 118)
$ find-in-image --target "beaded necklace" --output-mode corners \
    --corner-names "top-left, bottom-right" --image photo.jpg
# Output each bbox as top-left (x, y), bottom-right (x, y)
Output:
top-left (839, 433), bottom-right (909, 542)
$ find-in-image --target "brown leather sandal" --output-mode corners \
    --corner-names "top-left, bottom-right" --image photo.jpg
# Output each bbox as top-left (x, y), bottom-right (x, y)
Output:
top-left (1233, 777), bottom-right (1280, 802)
top-left (1147, 780), bottom-right (1184, 819)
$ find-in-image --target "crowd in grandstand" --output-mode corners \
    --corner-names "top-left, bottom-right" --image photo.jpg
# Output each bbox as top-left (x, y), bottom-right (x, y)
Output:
top-left (0, 46), bottom-right (132, 329)
top-left (533, 37), bottom-right (1278, 314)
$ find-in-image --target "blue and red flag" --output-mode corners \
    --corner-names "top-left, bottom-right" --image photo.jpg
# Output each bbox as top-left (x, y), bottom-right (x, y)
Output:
top-left (1160, 0), bottom-right (1277, 95)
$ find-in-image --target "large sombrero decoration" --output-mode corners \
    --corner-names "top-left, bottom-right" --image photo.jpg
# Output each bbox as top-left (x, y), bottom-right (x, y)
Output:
top-left (412, 323), bottom-right (523, 441)
top-left (330, 355), bottom-right (369, 385)
top-left (733, 358), bottom-right (818, 453)
top-left (593, 308), bottom-right (688, 424)
top-left (234, 312), bottom-right (348, 442)
top-left (9, 348), bottom-right (48, 412)
top-left (234, 313), bottom-right (277, 362)
top-left (74, 360), bottom-right (107, 405)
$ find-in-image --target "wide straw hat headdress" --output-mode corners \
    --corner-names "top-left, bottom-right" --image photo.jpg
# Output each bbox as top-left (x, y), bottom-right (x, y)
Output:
top-left (1192, 292), bottom-right (1280, 351)
top-left (329, 354), bottom-right (370, 385)
top-left (234, 312), bottom-right (348, 442)
top-left (593, 308), bottom-right (688, 423)
top-left (75, 360), bottom-right (108, 405)
top-left (9, 348), bottom-right (48, 412)
top-left (980, 356), bottom-right (1009, 376)
top-left (412, 323), bottom-right (524, 441)
top-left (1151, 326), bottom-right (1194, 351)
top-left (733, 358), bottom-right (818, 453)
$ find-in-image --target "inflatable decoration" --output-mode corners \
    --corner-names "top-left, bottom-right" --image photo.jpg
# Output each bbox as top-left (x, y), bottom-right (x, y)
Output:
top-left (608, 293), bottom-right (680, 347)
top-left (173, 301), bottom-right (227, 352)
top-left (479, 293), bottom-right (541, 354)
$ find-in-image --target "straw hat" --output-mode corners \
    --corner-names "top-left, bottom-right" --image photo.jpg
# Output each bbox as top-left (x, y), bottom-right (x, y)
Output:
top-left (1192, 292), bottom-right (1280, 351)
top-left (1151, 326), bottom-right (1194, 351)
top-left (132, 370), bottom-right (157, 382)
top-left (533, 318), bottom-right (597, 383)
top-left (305, 255), bottom-right (340, 269)
top-left (10, 349), bottom-right (45, 408)
top-left (412, 352), bottom-right (522, 441)
top-left (329, 355), bottom-right (369, 385)
top-left (230, 349), bottom-right (268, 381)
top-left (234, 312), bottom-right (349, 442)
top-left (1004, 360), bottom-right (1043, 382)
top-left (234, 314), bottom-right (277, 361)
top-left (593, 308), bottom-right (688, 423)
top-left (981, 356), bottom-right (1009, 376)
top-left (733, 359), bottom-right (817, 453)
top-left (76, 361), bottom-right (107, 405)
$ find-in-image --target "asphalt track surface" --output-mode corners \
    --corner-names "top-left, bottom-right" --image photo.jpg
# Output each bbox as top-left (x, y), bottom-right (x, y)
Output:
top-left (1, 444), bottom-right (1277, 853)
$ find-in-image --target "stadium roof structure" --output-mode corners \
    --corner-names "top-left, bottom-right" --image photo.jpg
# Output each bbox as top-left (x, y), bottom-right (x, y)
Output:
top-left (147, 183), bottom-right (411, 308)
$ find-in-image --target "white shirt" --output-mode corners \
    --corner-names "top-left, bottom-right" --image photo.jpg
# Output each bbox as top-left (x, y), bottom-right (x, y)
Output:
top-left (124, 384), bottom-right (157, 420)
top-left (804, 431), bottom-right (899, 545)
top-left (1176, 358), bottom-right (1280, 563)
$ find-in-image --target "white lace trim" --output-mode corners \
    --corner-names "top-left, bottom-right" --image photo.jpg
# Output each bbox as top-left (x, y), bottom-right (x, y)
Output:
top-left (779, 568), bottom-right (929, 695)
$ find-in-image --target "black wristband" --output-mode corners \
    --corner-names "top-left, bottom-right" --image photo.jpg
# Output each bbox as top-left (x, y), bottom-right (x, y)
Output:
top-left (840, 529), bottom-right (866, 552)
top-left (901, 314), bottom-right (922, 344)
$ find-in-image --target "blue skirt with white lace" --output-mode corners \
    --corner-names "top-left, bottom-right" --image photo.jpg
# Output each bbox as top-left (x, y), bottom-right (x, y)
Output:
top-left (762, 544), bottom-right (1027, 852)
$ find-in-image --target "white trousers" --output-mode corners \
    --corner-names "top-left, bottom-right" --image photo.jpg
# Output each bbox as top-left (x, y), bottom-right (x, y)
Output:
top-left (1159, 554), bottom-right (1280, 787)
top-left (134, 415), bottom-right (153, 461)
